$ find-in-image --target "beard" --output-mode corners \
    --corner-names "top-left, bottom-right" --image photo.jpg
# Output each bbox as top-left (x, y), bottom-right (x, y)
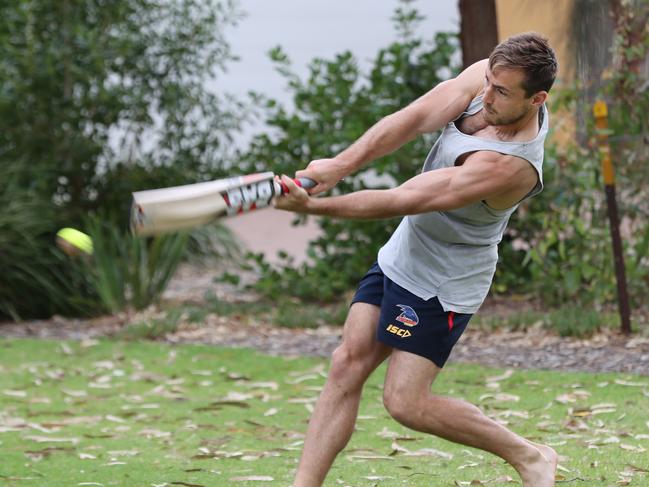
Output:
top-left (483, 104), bottom-right (530, 126)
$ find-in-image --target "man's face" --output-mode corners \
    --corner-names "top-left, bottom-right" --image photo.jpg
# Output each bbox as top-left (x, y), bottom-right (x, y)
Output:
top-left (482, 66), bottom-right (538, 126)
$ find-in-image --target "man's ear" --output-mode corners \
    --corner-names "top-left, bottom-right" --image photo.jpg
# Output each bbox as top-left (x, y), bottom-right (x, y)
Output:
top-left (531, 91), bottom-right (548, 107)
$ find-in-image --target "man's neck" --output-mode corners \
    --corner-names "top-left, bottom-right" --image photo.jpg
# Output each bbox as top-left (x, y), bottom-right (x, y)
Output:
top-left (494, 106), bottom-right (540, 141)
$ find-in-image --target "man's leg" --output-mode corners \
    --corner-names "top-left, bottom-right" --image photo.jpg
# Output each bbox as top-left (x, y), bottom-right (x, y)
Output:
top-left (293, 302), bottom-right (391, 487)
top-left (382, 351), bottom-right (558, 487)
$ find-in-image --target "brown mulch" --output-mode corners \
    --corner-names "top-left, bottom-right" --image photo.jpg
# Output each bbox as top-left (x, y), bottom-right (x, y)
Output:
top-left (2, 306), bottom-right (649, 377)
top-left (1, 265), bottom-right (648, 376)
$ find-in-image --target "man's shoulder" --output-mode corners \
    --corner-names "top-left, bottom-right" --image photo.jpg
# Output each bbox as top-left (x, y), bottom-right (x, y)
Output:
top-left (453, 59), bottom-right (489, 99)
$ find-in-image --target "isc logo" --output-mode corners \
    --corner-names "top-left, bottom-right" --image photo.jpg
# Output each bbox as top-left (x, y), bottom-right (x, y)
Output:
top-left (386, 324), bottom-right (411, 338)
top-left (224, 180), bottom-right (275, 215)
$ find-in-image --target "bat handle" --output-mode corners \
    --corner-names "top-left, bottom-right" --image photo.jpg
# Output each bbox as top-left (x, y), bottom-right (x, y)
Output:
top-left (278, 177), bottom-right (317, 194)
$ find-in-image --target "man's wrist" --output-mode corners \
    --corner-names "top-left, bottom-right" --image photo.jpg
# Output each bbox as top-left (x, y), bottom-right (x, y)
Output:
top-left (303, 196), bottom-right (320, 215)
top-left (334, 153), bottom-right (363, 176)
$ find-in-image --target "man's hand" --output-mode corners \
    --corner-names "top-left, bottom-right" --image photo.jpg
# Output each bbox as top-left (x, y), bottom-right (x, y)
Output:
top-left (273, 175), bottom-right (312, 213)
top-left (295, 158), bottom-right (348, 195)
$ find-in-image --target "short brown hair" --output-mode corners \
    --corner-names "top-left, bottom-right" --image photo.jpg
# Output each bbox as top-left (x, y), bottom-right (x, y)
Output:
top-left (489, 32), bottom-right (558, 97)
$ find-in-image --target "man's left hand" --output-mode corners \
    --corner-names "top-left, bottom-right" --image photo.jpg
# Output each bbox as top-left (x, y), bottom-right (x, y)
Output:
top-left (274, 175), bottom-right (312, 213)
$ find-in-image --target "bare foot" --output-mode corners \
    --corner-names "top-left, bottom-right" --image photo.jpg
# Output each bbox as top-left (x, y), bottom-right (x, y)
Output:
top-left (519, 442), bottom-right (558, 487)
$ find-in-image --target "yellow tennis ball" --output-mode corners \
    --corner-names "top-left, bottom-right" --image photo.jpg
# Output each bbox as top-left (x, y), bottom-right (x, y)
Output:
top-left (56, 228), bottom-right (93, 255)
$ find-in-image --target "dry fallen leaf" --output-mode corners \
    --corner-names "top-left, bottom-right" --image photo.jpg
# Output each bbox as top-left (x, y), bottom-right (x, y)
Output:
top-left (92, 360), bottom-right (115, 370)
top-left (229, 476), bottom-right (274, 482)
top-left (347, 454), bottom-right (395, 461)
top-left (486, 369), bottom-right (514, 383)
top-left (285, 374), bottom-right (320, 384)
top-left (107, 450), bottom-right (139, 457)
top-left (478, 393), bottom-right (520, 403)
top-left (240, 381), bottom-right (278, 390)
top-left (105, 415), bottom-right (126, 423)
top-left (225, 371), bottom-right (250, 381)
top-left (24, 435), bottom-right (80, 445)
top-left (391, 441), bottom-right (453, 460)
top-left (25, 446), bottom-right (75, 461)
top-left (61, 389), bottom-right (88, 398)
top-left (191, 370), bottom-right (212, 376)
top-left (620, 444), bottom-right (647, 453)
top-left (455, 475), bottom-right (515, 485)
top-left (614, 379), bottom-right (646, 387)
top-left (208, 400), bottom-right (250, 409)
top-left (376, 427), bottom-right (416, 441)
top-left (494, 410), bottom-right (529, 420)
top-left (138, 428), bottom-right (171, 439)
top-left (3, 389), bottom-right (27, 398)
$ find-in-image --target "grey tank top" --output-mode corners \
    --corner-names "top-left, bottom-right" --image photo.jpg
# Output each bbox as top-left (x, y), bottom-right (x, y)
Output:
top-left (377, 95), bottom-right (549, 313)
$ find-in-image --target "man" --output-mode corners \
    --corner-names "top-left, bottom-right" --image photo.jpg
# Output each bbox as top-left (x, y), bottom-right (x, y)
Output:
top-left (275, 32), bottom-right (559, 487)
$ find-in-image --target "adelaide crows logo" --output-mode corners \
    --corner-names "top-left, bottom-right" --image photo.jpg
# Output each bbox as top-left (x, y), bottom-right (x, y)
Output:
top-left (395, 304), bottom-right (419, 327)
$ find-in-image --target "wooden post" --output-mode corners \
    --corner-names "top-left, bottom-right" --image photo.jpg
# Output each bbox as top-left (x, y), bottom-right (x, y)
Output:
top-left (458, 0), bottom-right (499, 69)
top-left (593, 100), bottom-right (632, 334)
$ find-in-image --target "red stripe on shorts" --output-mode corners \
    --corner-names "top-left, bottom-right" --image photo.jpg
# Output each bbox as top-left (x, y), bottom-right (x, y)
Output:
top-left (448, 311), bottom-right (455, 331)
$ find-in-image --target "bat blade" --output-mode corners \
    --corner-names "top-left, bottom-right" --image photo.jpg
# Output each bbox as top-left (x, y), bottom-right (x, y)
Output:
top-left (130, 172), bottom-right (313, 236)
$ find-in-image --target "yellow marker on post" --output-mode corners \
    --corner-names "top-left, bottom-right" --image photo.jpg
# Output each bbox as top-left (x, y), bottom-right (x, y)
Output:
top-left (592, 100), bottom-right (631, 334)
top-left (593, 100), bottom-right (616, 186)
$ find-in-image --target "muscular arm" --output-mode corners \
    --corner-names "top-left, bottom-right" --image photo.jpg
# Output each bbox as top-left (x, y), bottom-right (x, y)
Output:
top-left (278, 151), bottom-right (537, 219)
top-left (297, 60), bottom-right (488, 193)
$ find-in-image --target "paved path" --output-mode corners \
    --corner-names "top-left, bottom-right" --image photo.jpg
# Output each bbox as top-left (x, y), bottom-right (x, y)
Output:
top-left (224, 208), bottom-right (319, 265)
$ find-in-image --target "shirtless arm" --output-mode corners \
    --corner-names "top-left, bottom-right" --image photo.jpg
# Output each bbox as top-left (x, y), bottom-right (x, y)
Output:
top-left (298, 60), bottom-right (489, 194)
top-left (276, 151), bottom-right (537, 218)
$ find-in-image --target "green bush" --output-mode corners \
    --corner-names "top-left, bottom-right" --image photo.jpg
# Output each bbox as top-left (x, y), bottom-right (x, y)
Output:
top-left (84, 218), bottom-right (189, 313)
top-left (0, 0), bottom-right (245, 226)
top-left (240, 2), bottom-right (460, 300)
top-left (0, 0), bottom-right (245, 319)
top-left (494, 144), bottom-right (618, 304)
top-left (0, 172), bottom-right (99, 320)
top-left (472, 306), bottom-right (619, 338)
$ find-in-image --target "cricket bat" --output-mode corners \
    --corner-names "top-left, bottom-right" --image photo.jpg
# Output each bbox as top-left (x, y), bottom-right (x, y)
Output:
top-left (130, 171), bottom-right (315, 236)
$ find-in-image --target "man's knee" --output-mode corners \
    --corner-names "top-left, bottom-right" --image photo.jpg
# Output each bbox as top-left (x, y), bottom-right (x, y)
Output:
top-left (328, 344), bottom-right (372, 386)
top-left (382, 385), bottom-right (422, 427)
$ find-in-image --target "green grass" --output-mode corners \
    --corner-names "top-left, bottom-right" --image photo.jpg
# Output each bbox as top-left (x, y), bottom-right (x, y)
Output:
top-left (471, 306), bottom-right (626, 338)
top-left (1, 338), bottom-right (648, 486)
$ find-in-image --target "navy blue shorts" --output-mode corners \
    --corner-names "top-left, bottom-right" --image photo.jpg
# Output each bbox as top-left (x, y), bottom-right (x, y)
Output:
top-left (351, 263), bottom-right (472, 368)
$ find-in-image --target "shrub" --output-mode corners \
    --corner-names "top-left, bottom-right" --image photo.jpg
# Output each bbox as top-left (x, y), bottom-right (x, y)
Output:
top-left (239, 2), bottom-right (460, 300)
top-left (84, 218), bottom-right (189, 313)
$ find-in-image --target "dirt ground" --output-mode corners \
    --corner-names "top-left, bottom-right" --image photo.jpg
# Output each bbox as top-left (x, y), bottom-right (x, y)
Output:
top-left (2, 258), bottom-right (648, 377)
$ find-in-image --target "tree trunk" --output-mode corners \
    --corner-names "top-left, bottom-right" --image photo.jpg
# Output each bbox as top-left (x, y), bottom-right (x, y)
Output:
top-left (459, 0), bottom-right (499, 69)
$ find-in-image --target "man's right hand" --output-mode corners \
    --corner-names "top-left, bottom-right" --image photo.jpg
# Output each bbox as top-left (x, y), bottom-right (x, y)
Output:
top-left (296, 157), bottom-right (349, 195)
